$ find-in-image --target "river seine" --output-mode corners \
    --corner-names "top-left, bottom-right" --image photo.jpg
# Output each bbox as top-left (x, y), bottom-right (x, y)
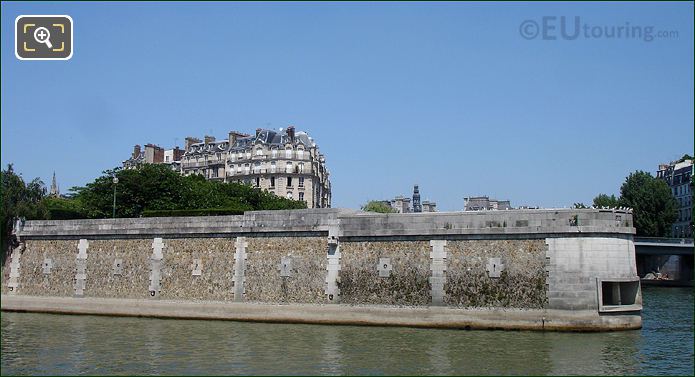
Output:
top-left (1, 287), bottom-right (692, 375)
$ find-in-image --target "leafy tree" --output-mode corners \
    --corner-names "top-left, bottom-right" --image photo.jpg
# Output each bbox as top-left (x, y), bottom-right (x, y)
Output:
top-left (593, 194), bottom-right (619, 208)
top-left (1, 164), bottom-right (48, 263)
top-left (71, 164), bottom-right (305, 218)
top-left (362, 201), bottom-right (396, 213)
top-left (573, 203), bottom-right (588, 209)
top-left (677, 154), bottom-right (693, 163)
top-left (618, 171), bottom-right (678, 237)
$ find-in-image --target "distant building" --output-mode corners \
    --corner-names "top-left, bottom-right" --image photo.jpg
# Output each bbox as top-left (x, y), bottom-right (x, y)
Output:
top-left (464, 196), bottom-right (512, 211)
top-left (387, 185), bottom-right (436, 213)
top-left (180, 127), bottom-right (331, 208)
top-left (121, 126), bottom-right (332, 208)
top-left (123, 144), bottom-right (184, 171)
top-left (656, 158), bottom-right (693, 238)
top-left (422, 200), bottom-right (437, 212)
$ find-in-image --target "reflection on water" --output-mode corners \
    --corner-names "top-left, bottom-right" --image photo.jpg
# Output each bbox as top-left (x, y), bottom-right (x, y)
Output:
top-left (2, 287), bottom-right (692, 375)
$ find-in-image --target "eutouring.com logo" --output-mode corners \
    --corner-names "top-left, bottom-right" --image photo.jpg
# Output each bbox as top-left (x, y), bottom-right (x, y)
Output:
top-left (519, 16), bottom-right (679, 42)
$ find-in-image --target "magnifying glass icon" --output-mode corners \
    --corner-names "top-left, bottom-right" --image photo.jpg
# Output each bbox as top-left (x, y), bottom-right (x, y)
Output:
top-left (33, 27), bottom-right (53, 49)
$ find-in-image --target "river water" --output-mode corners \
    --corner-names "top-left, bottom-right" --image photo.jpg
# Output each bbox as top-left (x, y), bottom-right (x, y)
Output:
top-left (1, 287), bottom-right (693, 375)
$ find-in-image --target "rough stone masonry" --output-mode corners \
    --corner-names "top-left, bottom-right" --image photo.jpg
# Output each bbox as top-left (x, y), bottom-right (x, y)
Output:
top-left (1, 208), bottom-right (643, 331)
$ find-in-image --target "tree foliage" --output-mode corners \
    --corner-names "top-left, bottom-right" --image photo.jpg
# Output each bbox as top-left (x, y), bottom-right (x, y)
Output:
top-left (71, 164), bottom-right (305, 218)
top-left (617, 171), bottom-right (678, 237)
top-left (593, 194), bottom-right (620, 208)
top-left (361, 201), bottom-right (396, 213)
top-left (1, 164), bottom-right (48, 263)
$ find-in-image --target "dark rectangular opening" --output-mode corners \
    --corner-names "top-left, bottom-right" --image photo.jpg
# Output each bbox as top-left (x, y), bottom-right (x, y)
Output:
top-left (601, 281), bottom-right (639, 306)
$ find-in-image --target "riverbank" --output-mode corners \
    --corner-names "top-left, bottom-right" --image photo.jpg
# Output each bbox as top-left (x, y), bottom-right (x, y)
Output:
top-left (0, 295), bottom-right (641, 331)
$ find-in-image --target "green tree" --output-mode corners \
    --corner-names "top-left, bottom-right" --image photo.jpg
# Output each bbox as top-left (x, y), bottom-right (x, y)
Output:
top-left (1, 164), bottom-right (48, 263)
top-left (593, 194), bottom-right (620, 208)
top-left (361, 201), bottom-right (396, 213)
top-left (618, 171), bottom-right (678, 237)
top-left (71, 164), bottom-right (305, 218)
top-left (573, 203), bottom-right (588, 209)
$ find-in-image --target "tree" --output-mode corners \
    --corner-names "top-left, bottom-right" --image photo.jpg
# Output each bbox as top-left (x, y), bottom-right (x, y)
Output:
top-left (618, 171), bottom-right (678, 237)
top-left (1, 164), bottom-right (48, 263)
top-left (573, 203), bottom-right (588, 209)
top-left (361, 201), bottom-right (396, 213)
top-left (593, 194), bottom-right (619, 208)
top-left (71, 164), bottom-right (305, 218)
top-left (677, 154), bottom-right (693, 163)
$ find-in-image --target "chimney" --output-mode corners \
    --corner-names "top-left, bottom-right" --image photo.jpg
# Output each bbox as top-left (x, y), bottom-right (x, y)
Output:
top-left (132, 144), bottom-right (141, 159)
top-left (185, 136), bottom-right (201, 150)
top-left (204, 135), bottom-right (216, 144)
top-left (173, 146), bottom-right (184, 161)
top-left (228, 131), bottom-right (248, 145)
top-left (287, 126), bottom-right (295, 142)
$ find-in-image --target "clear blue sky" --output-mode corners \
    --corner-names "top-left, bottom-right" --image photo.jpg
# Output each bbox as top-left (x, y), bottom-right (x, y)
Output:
top-left (2, 1), bottom-right (693, 211)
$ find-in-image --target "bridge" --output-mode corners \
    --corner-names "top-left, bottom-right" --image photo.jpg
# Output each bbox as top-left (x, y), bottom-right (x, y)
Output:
top-left (634, 237), bottom-right (693, 286)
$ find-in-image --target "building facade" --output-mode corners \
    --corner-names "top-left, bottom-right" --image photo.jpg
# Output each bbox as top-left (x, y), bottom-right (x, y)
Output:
top-left (656, 158), bottom-right (693, 238)
top-left (178, 126), bottom-right (331, 208)
top-left (464, 196), bottom-right (512, 211)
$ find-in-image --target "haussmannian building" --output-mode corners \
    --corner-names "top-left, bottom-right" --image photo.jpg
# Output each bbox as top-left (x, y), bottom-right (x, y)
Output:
top-left (178, 126), bottom-right (331, 209)
top-left (656, 158), bottom-right (693, 238)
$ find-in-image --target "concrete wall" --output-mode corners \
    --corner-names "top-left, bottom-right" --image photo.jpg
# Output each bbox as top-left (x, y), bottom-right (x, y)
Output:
top-left (2, 208), bottom-right (640, 319)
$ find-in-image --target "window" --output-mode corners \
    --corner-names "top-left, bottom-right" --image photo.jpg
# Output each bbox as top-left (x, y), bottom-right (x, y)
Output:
top-left (272, 149), bottom-right (277, 158)
top-left (270, 176), bottom-right (275, 187)
top-left (286, 162), bottom-right (293, 173)
top-left (230, 154), bottom-right (235, 162)
top-left (299, 192), bottom-right (304, 202)
top-left (244, 164), bottom-right (250, 174)
top-left (297, 149), bottom-right (304, 160)
top-left (287, 177), bottom-right (293, 187)
top-left (255, 177), bottom-right (260, 187)
top-left (285, 147), bottom-right (292, 159)
top-left (246, 150), bottom-right (251, 159)
top-left (298, 163), bottom-right (304, 173)
top-left (236, 165), bottom-right (242, 173)
top-left (270, 161), bottom-right (276, 173)
top-left (299, 177), bottom-right (304, 187)
top-left (238, 152), bottom-right (243, 160)
top-left (287, 192), bottom-right (293, 200)
top-left (254, 162), bottom-right (261, 173)
top-left (256, 148), bottom-right (263, 156)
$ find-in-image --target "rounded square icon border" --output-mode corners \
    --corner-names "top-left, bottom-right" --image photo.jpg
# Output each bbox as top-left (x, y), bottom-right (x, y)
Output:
top-left (15, 14), bottom-right (73, 61)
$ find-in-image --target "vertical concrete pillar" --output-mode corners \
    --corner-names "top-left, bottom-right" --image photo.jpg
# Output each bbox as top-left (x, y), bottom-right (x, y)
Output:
top-left (74, 239), bottom-right (89, 297)
top-left (149, 238), bottom-right (165, 298)
top-left (429, 240), bottom-right (447, 306)
top-left (325, 224), bottom-right (341, 303)
top-left (6, 246), bottom-right (23, 295)
top-left (233, 237), bottom-right (247, 302)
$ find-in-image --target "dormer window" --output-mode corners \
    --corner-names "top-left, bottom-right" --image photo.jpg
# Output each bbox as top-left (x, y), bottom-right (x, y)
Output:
top-left (256, 147), bottom-right (263, 156)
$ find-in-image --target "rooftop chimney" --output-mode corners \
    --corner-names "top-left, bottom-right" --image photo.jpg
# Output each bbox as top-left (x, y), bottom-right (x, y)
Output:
top-left (185, 137), bottom-right (201, 150)
top-left (228, 131), bottom-right (249, 145)
top-left (204, 135), bottom-right (216, 144)
top-left (287, 126), bottom-right (295, 142)
top-left (132, 144), bottom-right (141, 159)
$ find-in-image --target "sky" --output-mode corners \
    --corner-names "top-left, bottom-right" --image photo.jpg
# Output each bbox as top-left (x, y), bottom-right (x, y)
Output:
top-left (1, 1), bottom-right (693, 211)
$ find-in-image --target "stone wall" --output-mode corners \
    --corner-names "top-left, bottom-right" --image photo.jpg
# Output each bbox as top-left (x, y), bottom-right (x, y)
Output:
top-left (445, 240), bottom-right (547, 308)
top-left (339, 241), bottom-right (431, 306)
top-left (15, 240), bottom-right (76, 297)
top-left (2, 208), bottom-right (640, 315)
top-left (244, 237), bottom-right (326, 304)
